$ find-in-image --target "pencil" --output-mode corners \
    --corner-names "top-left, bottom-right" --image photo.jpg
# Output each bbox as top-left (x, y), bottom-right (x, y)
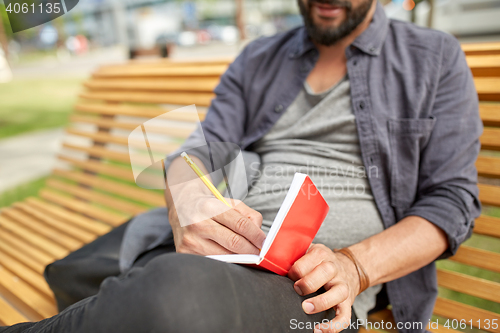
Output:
top-left (180, 152), bottom-right (232, 208)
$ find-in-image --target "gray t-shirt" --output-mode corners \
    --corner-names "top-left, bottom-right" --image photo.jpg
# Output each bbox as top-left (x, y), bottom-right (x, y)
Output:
top-left (243, 76), bottom-right (383, 322)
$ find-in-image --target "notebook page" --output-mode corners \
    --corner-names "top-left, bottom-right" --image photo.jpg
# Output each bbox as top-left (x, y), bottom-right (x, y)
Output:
top-left (206, 254), bottom-right (261, 264)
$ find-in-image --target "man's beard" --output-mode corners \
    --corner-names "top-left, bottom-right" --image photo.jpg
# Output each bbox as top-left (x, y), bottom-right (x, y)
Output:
top-left (298, 0), bottom-right (373, 46)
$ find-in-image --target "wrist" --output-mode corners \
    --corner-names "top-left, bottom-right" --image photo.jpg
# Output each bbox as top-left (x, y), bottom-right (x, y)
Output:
top-left (334, 247), bottom-right (370, 295)
top-left (335, 251), bottom-right (360, 295)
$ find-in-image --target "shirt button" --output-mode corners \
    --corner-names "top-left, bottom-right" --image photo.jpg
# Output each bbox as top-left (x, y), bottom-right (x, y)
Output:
top-left (274, 105), bottom-right (284, 113)
top-left (369, 47), bottom-right (376, 53)
top-left (353, 60), bottom-right (358, 66)
top-left (359, 101), bottom-right (366, 109)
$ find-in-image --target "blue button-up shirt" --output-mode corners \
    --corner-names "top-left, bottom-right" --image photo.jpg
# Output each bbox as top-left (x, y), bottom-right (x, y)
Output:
top-left (174, 3), bottom-right (482, 331)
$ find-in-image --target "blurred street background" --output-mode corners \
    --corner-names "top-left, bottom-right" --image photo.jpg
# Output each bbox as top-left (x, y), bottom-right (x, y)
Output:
top-left (0, 0), bottom-right (500, 200)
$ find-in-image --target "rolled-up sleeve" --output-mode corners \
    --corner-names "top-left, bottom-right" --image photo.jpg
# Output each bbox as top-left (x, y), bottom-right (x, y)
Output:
top-left (403, 36), bottom-right (483, 258)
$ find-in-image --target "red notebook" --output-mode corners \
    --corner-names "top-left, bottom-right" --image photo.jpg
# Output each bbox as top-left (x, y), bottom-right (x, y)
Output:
top-left (207, 173), bottom-right (329, 276)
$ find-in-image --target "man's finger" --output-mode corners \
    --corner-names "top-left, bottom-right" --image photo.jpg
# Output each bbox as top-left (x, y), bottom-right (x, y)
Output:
top-left (205, 222), bottom-right (261, 255)
top-left (294, 261), bottom-right (337, 296)
top-left (315, 301), bottom-right (352, 333)
top-left (232, 201), bottom-right (264, 228)
top-left (301, 282), bottom-right (350, 315)
top-left (213, 208), bottom-right (266, 250)
top-left (176, 234), bottom-right (235, 256)
top-left (288, 250), bottom-right (325, 281)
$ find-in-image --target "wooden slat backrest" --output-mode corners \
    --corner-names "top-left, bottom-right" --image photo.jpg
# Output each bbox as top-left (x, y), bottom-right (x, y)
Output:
top-left (462, 42), bottom-right (500, 56)
top-left (0, 44), bottom-right (499, 327)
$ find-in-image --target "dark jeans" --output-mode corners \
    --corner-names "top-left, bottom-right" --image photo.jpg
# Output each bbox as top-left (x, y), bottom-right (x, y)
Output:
top-left (1, 222), bottom-right (359, 333)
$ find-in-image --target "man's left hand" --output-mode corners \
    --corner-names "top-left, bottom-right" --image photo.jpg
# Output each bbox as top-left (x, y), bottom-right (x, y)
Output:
top-left (288, 244), bottom-right (361, 333)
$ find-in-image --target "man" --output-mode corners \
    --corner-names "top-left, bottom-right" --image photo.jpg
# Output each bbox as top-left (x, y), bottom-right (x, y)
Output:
top-left (3, 0), bottom-right (481, 332)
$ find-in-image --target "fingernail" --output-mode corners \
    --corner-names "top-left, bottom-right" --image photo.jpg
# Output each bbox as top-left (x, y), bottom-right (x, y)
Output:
top-left (294, 284), bottom-right (303, 296)
top-left (302, 301), bottom-right (315, 314)
top-left (314, 329), bottom-right (323, 333)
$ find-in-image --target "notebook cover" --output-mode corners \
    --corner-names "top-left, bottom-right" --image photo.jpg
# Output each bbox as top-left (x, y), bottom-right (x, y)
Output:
top-left (256, 176), bottom-right (329, 276)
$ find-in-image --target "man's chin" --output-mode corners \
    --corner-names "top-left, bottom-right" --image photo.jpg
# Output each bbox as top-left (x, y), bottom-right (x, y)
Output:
top-left (311, 17), bottom-right (345, 31)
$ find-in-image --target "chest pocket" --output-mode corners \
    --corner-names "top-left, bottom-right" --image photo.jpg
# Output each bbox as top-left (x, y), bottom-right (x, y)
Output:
top-left (388, 117), bottom-right (436, 208)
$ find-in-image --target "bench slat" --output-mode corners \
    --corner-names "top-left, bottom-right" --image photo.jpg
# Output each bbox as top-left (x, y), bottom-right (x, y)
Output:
top-left (466, 55), bottom-right (500, 76)
top-left (479, 103), bottom-right (500, 127)
top-left (62, 143), bottom-right (130, 163)
top-left (2, 208), bottom-right (83, 251)
top-left (80, 91), bottom-right (215, 107)
top-left (47, 179), bottom-right (148, 215)
top-left (39, 190), bottom-right (129, 227)
top-left (475, 78), bottom-right (500, 101)
top-left (53, 169), bottom-right (165, 207)
top-left (67, 128), bottom-right (128, 145)
top-left (95, 58), bottom-right (232, 72)
top-left (14, 202), bottom-right (97, 243)
top-left (480, 127), bottom-right (500, 151)
top-left (0, 241), bottom-right (45, 275)
top-left (475, 215), bottom-right (500, 238)
top-left (0, 266), bottom-right (57, 321)
top-left (437, 268), bottom-right (500, 303)
top-left (84, 77), bottom-right (220, 93)
top-left (26, 198), bottom-right (111, 236)
top-left (478, 183), bottom-right (500, 206)
top-left (476, 155), bottom-right (500, 178)
top-left (92, 65), bottom-right (228, 78)
top-left (449, 245), bottom-right (500, 273)
top-left (74, 103), bottom-right (206, 121)
top-left (0, 216), bottom-right (69, 259)
top-left (0, 249), bottom-right (54, 299)
top-left (0, 229), bottom-right (55, 266)
top-left (462, 42), bottom-right (500, 55)
top-left (58, 155), bottom-right (134, 183)
top-left (66, 128), bottom-right (181, 154)
top-left (0, 296), bottom-right (29, 326)
top-left (433, 297), bottom-right (500, 333)
top-left (70, 115), bottom-right (195, 138)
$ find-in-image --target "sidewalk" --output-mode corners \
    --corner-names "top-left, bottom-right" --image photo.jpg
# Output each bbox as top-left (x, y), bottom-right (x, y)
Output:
top-left (0, 128), bottom-right (64, 193)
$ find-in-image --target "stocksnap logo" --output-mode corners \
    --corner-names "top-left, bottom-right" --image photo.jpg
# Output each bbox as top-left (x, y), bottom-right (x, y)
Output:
top-left (4, 0), bottom-right (79, 33)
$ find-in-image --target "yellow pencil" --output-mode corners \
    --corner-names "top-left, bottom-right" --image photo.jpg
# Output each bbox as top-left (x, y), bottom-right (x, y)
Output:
top-left (181, 152), bottom-right (232, 208)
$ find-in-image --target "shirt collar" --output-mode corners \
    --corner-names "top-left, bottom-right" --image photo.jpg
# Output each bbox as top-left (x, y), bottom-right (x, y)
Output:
top-left (290, 1), bottom-right (389, 58)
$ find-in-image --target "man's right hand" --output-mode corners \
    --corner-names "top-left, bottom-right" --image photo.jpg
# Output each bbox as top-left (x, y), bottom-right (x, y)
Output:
top-left (165, 156), bottom-right (266, 256)
top-left (169, 194), bottom-right (266, 256)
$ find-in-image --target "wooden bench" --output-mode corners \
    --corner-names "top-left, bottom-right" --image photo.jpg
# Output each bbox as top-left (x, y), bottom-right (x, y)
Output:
top-left (0, 44), bottom-right (498, 332)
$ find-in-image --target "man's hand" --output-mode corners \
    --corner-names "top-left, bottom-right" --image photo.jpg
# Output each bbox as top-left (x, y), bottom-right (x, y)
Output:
top-left (168, 188), bottom-right (266, 255)
top-left (288, 244), bottom-right (361, 333)
top-left (165, 156), bottom-right (266, 256)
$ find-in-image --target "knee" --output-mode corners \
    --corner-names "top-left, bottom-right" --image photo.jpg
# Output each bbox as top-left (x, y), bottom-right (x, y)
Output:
top-left (128, 253), bottom-right (242, 332)
top-left (44, 259), bottom-right (74, 293)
